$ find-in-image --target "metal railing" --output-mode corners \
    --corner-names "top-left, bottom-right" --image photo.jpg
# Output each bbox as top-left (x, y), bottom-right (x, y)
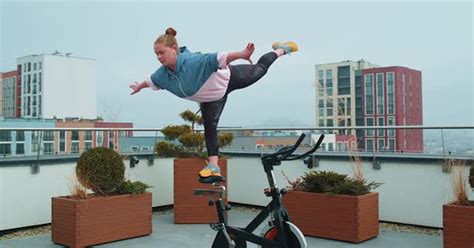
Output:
top-left (0, 125), bottom-right (472, 160)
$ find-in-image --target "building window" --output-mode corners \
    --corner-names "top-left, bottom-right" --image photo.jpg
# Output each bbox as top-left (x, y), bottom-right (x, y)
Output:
top-left (318, 87), bottom-right (324, 97)
top-left (326, 87), bottom-right (333, 96)
top-left (366, 117), bottom-right (374, 137)
top-left (366, 139), bottom-right (374, 152)
top-left (318, 99), bottom-right (324, 108)
top-left (338, 98), bottom-right (345, 116)
top-left (388, 138), bottom-right (396, 152)
top-left (131, 146), bottom-right (139, 152)
top-left (141, 146), bottom-right (150, 152)
top-left (33, 63), bottom-right (37, 71)
top-left (71, 142), bottom-right (79, 154)
top-left (328, 143), bottom-right (334, 151)
top-left (346, 98), bottom-right (351, 116)
top-left (108, 131), bottom-right (114, 149)
top-left (364, 74), bottom-right (374, 115)
top-left (326, 69), bottom-right (332, 79)
top-left (38, 95), bottom-right (42, 116)
top-left (326, 108), bottom-right (333, 117)
top-left (376, 73), bottom-right (384, 115)
top-left (16, 131), bottom-right (25, 142)
top-left (388, 116), bottom-right (395, 137)
top-left (377, 117), bottom-right (385, 136)
top-left (96, 131), bottom-right (104, 147)
top-left (71, 131), bottom-right (79, 153)
top-left (337, 142), bottom-right (347, 151)
top-left (31, 131), bottom-right (40, 153)
top-left (318, 70), bottom-right (324, 80)
top-left (59, 131), bottom-right (66, 152)
top-left (39, 62), bottom-right (42, 69)
top-left (84, 131), bottom-right (92, 151)
top-left (0, 144), bottom-right (11, 156)
top-left (378, 139), bottom-right (385, 152)
top-left (326, 78), bottom-right (333, 87)
top-left (43, 131), bottom-right (54, 154)
top-left (0, 131), bottom-right (12, 156)
top-left (318, 108), bottom-right (324, 118)
top-left (387, 72), bottom-right (395, 114)
top-left (38, 72), bottom-right (42, 92)
top-left (16, 143), bottom-right (24, 155)
top-left (0, 131), bottom-right (11, 142)
top-left (318, 119), bottom-right (324, 126)
top-left (44, 131), bottom-right (54, 141)
top-left (327, 119), bottom-right (334, 127)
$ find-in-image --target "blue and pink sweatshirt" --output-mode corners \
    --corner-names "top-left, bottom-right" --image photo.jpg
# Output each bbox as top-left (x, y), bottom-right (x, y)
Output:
top-left (145, 46), bottom-right (230, 103)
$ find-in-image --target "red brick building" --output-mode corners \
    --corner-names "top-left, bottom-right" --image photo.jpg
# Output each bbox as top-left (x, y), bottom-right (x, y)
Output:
top-left (361, 66), bottom-right (423, 153)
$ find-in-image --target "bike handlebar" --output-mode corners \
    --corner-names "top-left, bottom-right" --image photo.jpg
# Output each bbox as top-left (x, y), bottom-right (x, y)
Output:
top-left (284, 134), bottom-right (325, 161)
top-left (262, 133), bottom-right (325, 162)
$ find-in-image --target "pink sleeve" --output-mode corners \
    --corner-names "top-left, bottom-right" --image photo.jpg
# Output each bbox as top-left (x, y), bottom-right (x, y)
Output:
top-left (146, 75), bottom-right (161, 91)
top-left (217, 52), bottom-right (229, 68)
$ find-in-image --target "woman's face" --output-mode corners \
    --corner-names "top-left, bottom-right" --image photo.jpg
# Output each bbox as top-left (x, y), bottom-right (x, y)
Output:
top-left (154, 43), bottom-right (178, 68)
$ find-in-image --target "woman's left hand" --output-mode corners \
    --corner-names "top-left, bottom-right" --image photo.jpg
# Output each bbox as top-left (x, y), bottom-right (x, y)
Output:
top-left (242, 43), bottom-right (255, 64)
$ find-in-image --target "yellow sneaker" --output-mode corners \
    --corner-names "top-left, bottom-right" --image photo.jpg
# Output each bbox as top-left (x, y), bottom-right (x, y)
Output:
top-left (198, 162), bottom-right (225, 184)
top-left (199, 163), bottom-right (222, 178)
top-left (272, 41), bottom-right (299, 54)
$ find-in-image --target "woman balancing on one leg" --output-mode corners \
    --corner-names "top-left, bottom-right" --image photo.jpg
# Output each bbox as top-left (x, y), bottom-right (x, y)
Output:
top-left (130, 27), bottom-right (298, 183)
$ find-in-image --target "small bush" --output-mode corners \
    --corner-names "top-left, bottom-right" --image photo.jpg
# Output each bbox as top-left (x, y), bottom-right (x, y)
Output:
top-left (155, 141), bottom-right (183, 157)
top-left (298, 170), bottom-right (381, 196)
top-left (117, 180), bottom-right (152, 195)
top-left (76, 147), bottom-right (125, 195)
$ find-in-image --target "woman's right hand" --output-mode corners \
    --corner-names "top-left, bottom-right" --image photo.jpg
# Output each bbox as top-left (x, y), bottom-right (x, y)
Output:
top-left (129, 82), bottom-right (142, 95)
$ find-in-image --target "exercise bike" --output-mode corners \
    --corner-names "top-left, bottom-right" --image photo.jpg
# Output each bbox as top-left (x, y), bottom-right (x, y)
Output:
top-left (194, 133), bottom-right (325, 248)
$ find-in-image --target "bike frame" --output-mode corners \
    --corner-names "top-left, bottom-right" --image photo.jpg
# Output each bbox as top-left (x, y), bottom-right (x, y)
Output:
top-left (212, 159), bottom-right (291, 247)
top-left (209, 133), bottom-right (325, 248)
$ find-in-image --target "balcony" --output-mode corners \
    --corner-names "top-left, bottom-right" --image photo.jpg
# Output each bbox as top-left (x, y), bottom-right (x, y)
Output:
top-left (0, 126), bottom-right (472, 247)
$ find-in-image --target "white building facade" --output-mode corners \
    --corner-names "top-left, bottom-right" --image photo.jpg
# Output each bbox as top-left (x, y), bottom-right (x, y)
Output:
top-left (315, 60), bottom-right (378, 135)
top-left (17, 53), bottom-right (96, 119)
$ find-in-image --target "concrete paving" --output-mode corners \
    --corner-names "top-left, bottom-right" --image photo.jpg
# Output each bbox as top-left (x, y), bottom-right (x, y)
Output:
top-left (0, 209), bottom-right (442, 248)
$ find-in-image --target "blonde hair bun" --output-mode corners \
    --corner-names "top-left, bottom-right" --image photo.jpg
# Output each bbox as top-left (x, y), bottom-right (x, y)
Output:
top-left (165, 27), bottom-right (177, 37)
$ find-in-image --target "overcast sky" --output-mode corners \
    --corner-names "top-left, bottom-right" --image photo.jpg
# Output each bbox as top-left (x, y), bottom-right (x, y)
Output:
top-left (1, 0), bottom-right (472, 128)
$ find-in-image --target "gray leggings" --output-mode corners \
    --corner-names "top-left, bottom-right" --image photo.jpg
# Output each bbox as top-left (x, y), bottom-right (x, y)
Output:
top-left (200, 52), bottom-right (278, 156)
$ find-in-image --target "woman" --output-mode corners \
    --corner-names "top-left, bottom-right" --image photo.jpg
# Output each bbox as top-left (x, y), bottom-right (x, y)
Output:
top-left (130, 27), bottom-right (298, 183)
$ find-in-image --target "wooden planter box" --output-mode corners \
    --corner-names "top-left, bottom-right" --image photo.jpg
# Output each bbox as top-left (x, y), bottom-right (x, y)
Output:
top-left (52, 192), bottom-right (152, 248)
top-left (283, 191), bottom-right (379, 243)
top-left (443, 201), bottom-right (474, 248)
top-left (174, 158), bottom-right (227, 224)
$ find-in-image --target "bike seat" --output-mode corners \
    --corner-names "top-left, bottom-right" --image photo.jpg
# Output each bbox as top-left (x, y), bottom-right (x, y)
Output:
top-left (199, 175), bottom-right (226, 184)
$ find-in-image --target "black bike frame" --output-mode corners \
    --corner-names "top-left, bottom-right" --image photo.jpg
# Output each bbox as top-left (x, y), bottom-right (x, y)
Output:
top-left (212, 155), bottom-right (292, 247)
top-left (210, 133), bottom-right (325, 248)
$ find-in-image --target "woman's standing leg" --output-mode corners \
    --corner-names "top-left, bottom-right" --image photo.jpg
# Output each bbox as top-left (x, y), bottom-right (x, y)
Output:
top-left (198, 96), bottom-right (227, 180)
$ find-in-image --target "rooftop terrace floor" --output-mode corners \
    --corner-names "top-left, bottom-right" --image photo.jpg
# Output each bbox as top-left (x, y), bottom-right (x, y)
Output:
top-left (0, 208), bottom-right (443, 248)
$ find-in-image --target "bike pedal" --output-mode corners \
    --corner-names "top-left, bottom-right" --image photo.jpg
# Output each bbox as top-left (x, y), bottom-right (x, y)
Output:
top-left (264, 188), bottom-right (272, 197)
top-left (210, 223), bottom-right (224, 231)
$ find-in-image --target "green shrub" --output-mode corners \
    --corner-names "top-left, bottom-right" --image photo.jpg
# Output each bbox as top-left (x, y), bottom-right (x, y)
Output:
top-left (298, 170), bottom-right (381, 196)
top-left (76, 147), bottom-right (125, 195)
top-left (155, 141), bottom-right (183, 157)
top-left (117, 180), bottom-right (152, 195)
